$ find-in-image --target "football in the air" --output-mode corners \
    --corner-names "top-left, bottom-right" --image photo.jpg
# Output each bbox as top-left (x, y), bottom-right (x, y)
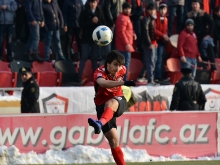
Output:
top-left (92, 25), bottom-right (113, 46)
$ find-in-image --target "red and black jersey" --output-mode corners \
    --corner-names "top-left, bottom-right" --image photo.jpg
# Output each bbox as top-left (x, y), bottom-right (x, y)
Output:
top-left (94, 65), bottom-right (126, 105)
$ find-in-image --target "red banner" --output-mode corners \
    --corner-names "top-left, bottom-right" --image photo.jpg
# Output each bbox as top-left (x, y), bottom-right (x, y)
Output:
top-left (0, 112), bottom-right (217, 158)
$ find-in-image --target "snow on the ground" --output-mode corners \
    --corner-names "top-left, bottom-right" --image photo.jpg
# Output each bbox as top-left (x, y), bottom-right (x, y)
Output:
top-left (0, 145), bottom-right (220, 164)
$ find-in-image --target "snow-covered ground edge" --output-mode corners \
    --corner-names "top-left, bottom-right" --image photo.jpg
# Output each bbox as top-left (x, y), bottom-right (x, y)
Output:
top-left (0, 145), bottom-right (220, 164)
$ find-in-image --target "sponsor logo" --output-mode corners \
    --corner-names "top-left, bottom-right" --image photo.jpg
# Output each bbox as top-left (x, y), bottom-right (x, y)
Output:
top-left (42, 93), bottom-right (69, 113)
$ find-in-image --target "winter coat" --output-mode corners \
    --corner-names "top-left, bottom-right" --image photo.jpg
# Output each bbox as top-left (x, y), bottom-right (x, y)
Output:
top-left (25, 0), bottom-right (44, 22)
top-left (21, 76), bottom-right (40, 113)
top-left (42, 0), bottom-right (64, 31)
top-left (155, 12), bottom-right (168, 41)
top-left (101, 0), bottom-right (124, 27)
top-left (167, 0), bottom-right (185, 6)
top-left (0, 0), bottom-right (17, 24)
top-left (128, 0), bottom-right (144, 21)
top-left (214, 16), bottom-right (220, 41)
top-left (177, 28), bottom-right (200, 58)
top-left (115, 13), bottom-right (135, 52)
top-left (185, 9), bottom-right (215, 45)
top-left (63, 0), bottom-right (83, 28)
top-left (79, 5), bottom-right (105, 44)
top-left (140, 13), bottom-right (157, 47)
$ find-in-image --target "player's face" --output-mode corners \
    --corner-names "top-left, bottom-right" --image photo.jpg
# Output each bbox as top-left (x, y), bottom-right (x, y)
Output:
top-left (192, 2), bottom-right (200, 12)
top-left (90, 1), bottom-right (98, 9)
top-left (21, 72), bottom-right (32, 82)
top-left (186, 24), bottom-right (194, 32)
top-left (159, 8), bottom-right (167, 16)
top-left (107, 60), bottom-right (122, 76)
top-left (147, 9), bottom-right (156, 17)
top-left (123, 8), bottom-right (131, 15)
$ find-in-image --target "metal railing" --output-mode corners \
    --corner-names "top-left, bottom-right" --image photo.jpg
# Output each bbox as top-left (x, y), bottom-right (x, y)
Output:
top-left (0, 87), bottom-right (23, 96)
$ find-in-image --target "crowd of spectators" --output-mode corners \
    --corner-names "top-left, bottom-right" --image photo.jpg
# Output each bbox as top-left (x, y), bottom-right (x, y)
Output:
top-left (0, 0), bottom-right (220, 85)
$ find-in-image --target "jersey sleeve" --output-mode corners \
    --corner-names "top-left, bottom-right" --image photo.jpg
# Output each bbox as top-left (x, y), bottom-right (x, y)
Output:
top-left (94, 70), bottom-right (106, 81)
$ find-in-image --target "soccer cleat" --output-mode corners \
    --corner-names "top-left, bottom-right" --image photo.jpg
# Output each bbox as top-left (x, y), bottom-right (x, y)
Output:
top-left (88, 118), bottom-right (103, 134)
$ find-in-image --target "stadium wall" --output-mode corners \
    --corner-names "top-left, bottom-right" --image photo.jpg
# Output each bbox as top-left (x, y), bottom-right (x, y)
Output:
top-left (0, 112), bottom-right (219, 158)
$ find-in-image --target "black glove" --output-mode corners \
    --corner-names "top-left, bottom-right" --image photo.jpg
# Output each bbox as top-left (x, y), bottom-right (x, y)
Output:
top-left (124, 80), bottom-right (136, 86)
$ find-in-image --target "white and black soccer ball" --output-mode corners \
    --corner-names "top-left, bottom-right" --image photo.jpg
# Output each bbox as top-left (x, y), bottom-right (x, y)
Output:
top-left (92, 25), bottom-right (113, 46)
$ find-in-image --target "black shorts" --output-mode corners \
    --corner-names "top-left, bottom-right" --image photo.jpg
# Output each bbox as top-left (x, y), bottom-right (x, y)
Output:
top-left (96, 96), bottom-right (127, 134)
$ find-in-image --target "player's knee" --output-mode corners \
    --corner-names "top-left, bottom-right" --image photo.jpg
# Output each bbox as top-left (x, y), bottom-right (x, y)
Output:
top-left (108, 138), bottom-right (119, 148)
top-left (105, 99), bottom-right (118, 112)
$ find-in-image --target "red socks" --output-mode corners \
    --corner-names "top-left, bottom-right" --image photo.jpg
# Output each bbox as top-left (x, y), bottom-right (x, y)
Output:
top-left (111, 146), bottom-right (126, 165)
top-left (99, 107), bottom-right (114, 125)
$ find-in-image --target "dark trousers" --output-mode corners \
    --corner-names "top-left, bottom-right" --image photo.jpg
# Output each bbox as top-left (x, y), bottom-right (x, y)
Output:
top-left (168, 5), bottom-right (184, 36)
top-left (15, 6), bottom-right (29, 43)
top-left (0, 24), bottom-right (13, 60)
top-left (139, 45), bottom-right (157, 82)
top-left (64, 27), bottom-right (81, 61)
top-left (77, 43), bottom-right (99, 80)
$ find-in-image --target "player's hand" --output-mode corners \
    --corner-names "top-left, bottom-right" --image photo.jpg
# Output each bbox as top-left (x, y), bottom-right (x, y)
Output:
top-left (163, 34), bottom-right (169, 41)
top-left (124, 80), bottom-right (136, 86)
top-left (125, 44), bottom-right (131, 51)
top-left (40, 21), bottom-right (45, 27)
top-left (31, 21), bottom-right (37, 26)
top-left (181, 56), bottom-right (187, 62)
top-left (197, 56), bottom-right (203, 63)
top-left (64, 26), bottom-right (68, 32)
top-left (92, 17), bottom-right (99, 24)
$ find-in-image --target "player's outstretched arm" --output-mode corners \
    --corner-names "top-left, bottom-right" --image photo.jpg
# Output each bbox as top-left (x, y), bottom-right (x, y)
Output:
top-left (97, 78), bottom-right (124, 88)
top-left (97, 78), bottom-right (136, 88)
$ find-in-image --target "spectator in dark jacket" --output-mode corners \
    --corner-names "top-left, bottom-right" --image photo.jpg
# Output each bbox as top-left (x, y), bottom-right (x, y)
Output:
top-left (77, 0), bottom-right (105, 84)
top-left (62, 0), bottom-right (83, 61)
top-left (19, 67), bottom-right (40, 113)
top-left (42, 0), bottom-right (65, 61)
top-left (0, 0), bottom-right (17, 62)
top-left (185, 0), bottom-right (216, 70)
top-left (178, 18), bottom-right (202, 77)
top-left (170, 67), bottom-right (206, 111)
top-left (214, 5), bottom-right (220, 58)
top-left (167, 0), bottom-right (185, 36)
top-left (99, 0), bottom-right (124, 64)
top-left (138, 2), bottom-right (158, 86)
top-left (24, 0), bottom-right (44, 62)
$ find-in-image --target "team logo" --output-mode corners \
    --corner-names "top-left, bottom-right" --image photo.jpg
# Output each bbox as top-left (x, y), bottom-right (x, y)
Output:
top-left (204, 88), bottom-right (220, 111)
top-left (42, 93), bottom-right (69, 113)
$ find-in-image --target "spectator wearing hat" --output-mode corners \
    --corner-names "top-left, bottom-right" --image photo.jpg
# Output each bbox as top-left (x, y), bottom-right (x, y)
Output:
top-left (167, 0), bottom-right (185, 36)
top-left (115, 2), bottom-right (136, 81)
top-left (19, 67), bottom-right (40, 113)
top-left (154, 3), bottom-right (169, 82)
top-left (185, 0), bottom-right (216, 70)
top-left (24, 0), bottom-right (44, 62)
top-left (0, 0), bottom-right (17, 62)
top-left (177, 18), bottom-right (202, 78)
top-left (170, 67), bottom-right (206, 111)
top-left (77, 0), bottom-right (105, 84)
top-left (137, 2), bottom-right (158, 86)
top-left (42, 0), bottom-right (65, 62)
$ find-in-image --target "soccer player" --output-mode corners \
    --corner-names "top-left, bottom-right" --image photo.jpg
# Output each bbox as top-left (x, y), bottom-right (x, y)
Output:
top-left (88, 50), bottom-right (136, 165)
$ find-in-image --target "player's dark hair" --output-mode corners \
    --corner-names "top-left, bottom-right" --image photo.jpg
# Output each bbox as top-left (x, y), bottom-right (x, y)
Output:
top-left (105, 50), bottom-right (125, 69)
top-left (146, 2), bottom-right (156, 10)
